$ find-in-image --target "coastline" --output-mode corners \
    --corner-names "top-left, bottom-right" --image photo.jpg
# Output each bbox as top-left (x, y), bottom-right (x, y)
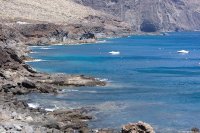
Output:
top-left (2, 20), bottom-right (198, 132)
top-left (0, 22), bottom-right (107, 132)
top-left (0, 21), bottom-right (157, 133)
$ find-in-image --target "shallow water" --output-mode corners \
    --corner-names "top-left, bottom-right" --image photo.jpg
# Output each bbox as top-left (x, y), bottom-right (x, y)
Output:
top-left (24, 32), bottom-right (200, 132)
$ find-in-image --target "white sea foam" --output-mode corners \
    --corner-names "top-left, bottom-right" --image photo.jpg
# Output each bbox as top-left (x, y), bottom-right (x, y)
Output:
top-left (97, 40), bottom-right (107, 43)
top-left (44, 105), bottom-right (59, 112)
top-left (40, 47), bottom-right (53, 50)
top-left (45, 108), bottom-right (56, 112)
top-left (82, 90), bottom-right (97, 93)
top-left (101, 78), bottom-right (109, 82)
top-left (28, 103), bottom-right (40, 109)
top-left (53, 43), bottom-right (64, 46)
top-left (66, 89), bottom-right (79, 92)
top-left (177, 50), bottom-right (189, 54)
top-left (95, 78), bottom-right (109, 82)
top-left (30, 51), bottom-right (38, 54)
top-left (28, 46), bottom-right (41, 48)
top-left (109, 51), bottom-right (120, 55)
top-left (25, 59), bottom-right (46, 63)
top-left (29, 46), bottom-right (53, 49)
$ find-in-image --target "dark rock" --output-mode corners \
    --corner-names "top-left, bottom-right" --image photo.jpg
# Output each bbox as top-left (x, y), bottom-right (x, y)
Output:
top-left (140, 20), bottom-right (159, 32)
top-left (6, 48), bottom-right (23, 63)
top-left (79, 127), bottom-right (90, 133)
top-left (80, 32), bottom-right (95, 40)
top-left (37, 84), bottom-right (57, 93)
top-left (22, 80), bottom-right (36, 88)
top-left (0, 72), bottom-right (5, 78)
top-left (12, 87), bottom-right (29, 95)
top-left (191, 127), bottom-right (200, 133)
top-left (44, 122), bottom-right (60, 130)
top-left (22, 64), bottom-right (37, 73)
top-left (2, 84), bottom-right (16, 93)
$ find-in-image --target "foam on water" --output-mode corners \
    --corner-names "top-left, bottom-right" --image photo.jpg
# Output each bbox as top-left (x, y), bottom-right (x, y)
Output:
top-left (28, 103), bottom-right (40, 108)
top-left (25, 59), bottom-right (46, 62)
top-left (40, 47), bottom-right (53, 50)
top-left (44, 105), bottom-right (59, 112)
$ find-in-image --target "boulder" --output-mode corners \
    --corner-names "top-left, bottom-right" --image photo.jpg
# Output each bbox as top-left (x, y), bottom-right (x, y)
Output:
top-left (122, 121), bottom-right (155, 133)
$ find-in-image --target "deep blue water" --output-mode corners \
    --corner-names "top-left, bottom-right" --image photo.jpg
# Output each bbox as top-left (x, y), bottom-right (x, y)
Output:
top-left (25, 32), bottom-right (200, 132)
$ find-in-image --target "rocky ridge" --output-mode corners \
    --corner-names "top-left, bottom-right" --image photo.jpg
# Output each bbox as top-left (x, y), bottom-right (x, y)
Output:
top-left (75, 0), bottom-right (200, 32)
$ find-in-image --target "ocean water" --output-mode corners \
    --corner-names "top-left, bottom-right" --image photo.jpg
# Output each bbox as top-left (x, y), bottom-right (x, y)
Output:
top-left (25, 32), bottom-right (200, 132)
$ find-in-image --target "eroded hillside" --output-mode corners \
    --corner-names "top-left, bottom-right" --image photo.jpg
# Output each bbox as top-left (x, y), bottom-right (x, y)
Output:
top-left (0, 0), bottom-right (101, 24)
top-left (75, 0), bottom-right (200, 32)
top-left (0, 0), bottom-right (131, 38)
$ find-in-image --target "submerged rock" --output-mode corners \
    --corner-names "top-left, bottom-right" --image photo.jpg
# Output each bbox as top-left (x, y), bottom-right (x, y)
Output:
top-left (122, 121), bottom-right (155, 133)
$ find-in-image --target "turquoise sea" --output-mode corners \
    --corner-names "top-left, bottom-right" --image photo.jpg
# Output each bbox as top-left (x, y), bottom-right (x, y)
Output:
top-left (25, 32), bottom-right (200, 132)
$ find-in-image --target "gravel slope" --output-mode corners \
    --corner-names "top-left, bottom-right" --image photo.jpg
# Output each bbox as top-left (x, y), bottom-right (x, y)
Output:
top-left (0, 0), bottom-right (102, 24)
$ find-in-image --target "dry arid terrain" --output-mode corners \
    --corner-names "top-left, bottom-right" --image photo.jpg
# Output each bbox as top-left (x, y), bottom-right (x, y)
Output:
top-left (75, 0), bottom-right (200, 32)
top-left (0, 0), bottom-right (101, 24)
top-left (0, 0), bottom-right (131, 36)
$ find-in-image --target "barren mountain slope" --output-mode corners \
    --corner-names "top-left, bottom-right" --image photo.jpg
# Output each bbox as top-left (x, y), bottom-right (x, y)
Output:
top-left (0, 0), bottom-right (101, 24)
top-left (0, 0), bottom-right (132, 43)
top-left (75, 0), bottom-right (200, 32)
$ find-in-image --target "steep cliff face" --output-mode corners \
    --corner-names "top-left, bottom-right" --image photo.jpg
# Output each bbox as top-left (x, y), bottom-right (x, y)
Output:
top-left (75, 0), bottom-right (200, 32)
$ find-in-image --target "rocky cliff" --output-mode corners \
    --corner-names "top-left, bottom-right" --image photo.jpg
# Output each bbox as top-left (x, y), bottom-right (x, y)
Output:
top-left (75, 0), bottom-right (200, 32)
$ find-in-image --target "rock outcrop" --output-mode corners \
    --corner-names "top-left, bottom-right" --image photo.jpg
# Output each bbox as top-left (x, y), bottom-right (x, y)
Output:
top-left (122, 121), bottom-right (155, 133)
top-left (75, 0), bottom-right (200, 32)
top-left (0, 23), bottom-right (107, 96)
top-left (0, 95), bottom-right (93, 133)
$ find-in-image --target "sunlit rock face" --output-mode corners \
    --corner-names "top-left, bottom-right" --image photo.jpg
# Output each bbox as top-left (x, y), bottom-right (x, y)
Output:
top-left (75, 0), bottom-right (200, 32)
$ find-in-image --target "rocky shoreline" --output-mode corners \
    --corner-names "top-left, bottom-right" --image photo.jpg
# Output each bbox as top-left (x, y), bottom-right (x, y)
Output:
top-left (0, 21), bottom-right (157, 133)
